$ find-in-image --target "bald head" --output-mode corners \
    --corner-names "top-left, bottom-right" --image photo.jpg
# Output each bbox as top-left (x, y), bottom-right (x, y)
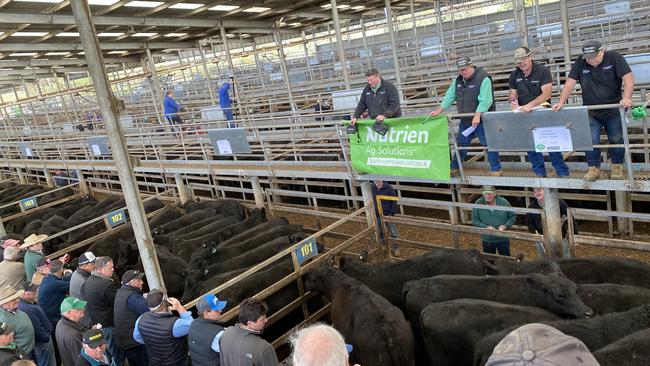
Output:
top-left (291, 324), bottom-right (348, 366)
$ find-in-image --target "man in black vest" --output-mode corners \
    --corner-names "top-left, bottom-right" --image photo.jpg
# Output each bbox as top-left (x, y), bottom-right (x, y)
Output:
top-left (113, 270), bottom-right (148, 366)
top-left (351, 68), bottom-right (402, 125)
top-left (133, 289), bottom-right (194, 366)
top-left (553, 40), bottom-right (634, 181)
top-left (509, 47), bottom-right (570, 178)
top-left (430, 56), bottom-right (502, 176)
top-left (82, 256), bottom-right (123, 366)
top-left (188, 294), bottom-right (227, 366)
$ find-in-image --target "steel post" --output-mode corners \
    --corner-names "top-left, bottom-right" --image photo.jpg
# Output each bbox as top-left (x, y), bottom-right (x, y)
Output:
top-left (220, 27), bottom-right (246, 118)
top-left (384, 0), bottom-right (404, 100)
top-left (174, 173), bottom-right (189, 205)
top-left (360, 181), bottom-right (376, 230)
top-left (360, 17), bottom-right (372, 69)
top-left (17, 168), bottom-right (27, 185)
top-left (145, 49), bottom-right (167, 126)
top-left (543, 187), bottom-right (563, 257)
top-left (0, 219), bottom-right (6, 236)
top-left (76, 169), bottom-right (90, 195)
top-left (44, 169), bottom-right (54, 187)
top-left (251, 176), bottom-right (265, 209)
top-left (435, 1), bottom-right (447, 64)
top-left (513, 0), bottom-right (529, 47)
top-left (614, 190), bottom-right (630, 235)
top-left (330, 0), bottom-right (351, 89)
top-left (560, 0), bottom-right (571, 65)
top-left (272, 29), bottom-right (298, 113)
top-left (70, 0), bottom-right (166, 292)
top-left (198, 42), bottom-right (217, 105)
top-left (301, 30), bottom-right (314, 81)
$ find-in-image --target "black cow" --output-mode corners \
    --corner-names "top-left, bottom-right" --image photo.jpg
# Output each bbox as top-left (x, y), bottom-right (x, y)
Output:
top-left (165, 216), bottom-right (240, 260)
top-left (419, 299), bottom-right (560, 366)
top-left (217, 218), bottom-right (290, 248)
top-left (593, 328), bottom-right (650, 366)
top-left (304, 266), bottom-right (415, 366)
top-left (559, 257), bottom-right (650, 289)
top-left (473, 304), bottom-right (650, 366)
top-left (339, 248), bottom-right (485, 309)
top-left (146, 206), bottom-right (181, 229)
top-left (577, 283), bottom-right (650, 315)
top-left (133, 245), bottom-right (188, 298)
top-left (152, 208), bottom-right (219, 236)
top-left (182, 199), bottom-right (245, 219)
top-left (404, 274), bottom-right (593, 321)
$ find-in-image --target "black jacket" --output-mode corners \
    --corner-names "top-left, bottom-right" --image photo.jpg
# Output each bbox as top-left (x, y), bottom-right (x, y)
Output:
top-left (113, 286), bottom-right (143, 351)
top-left (189, 318), bottom-right (224, 366)
top-left (138, 312), bottom-right (188, 366)
top-left (83, 274), bottom-right (118, 327)
top-left (526, 199), bottom-right (578, 238)
top-left (353, 78), bottom-right (402, 120)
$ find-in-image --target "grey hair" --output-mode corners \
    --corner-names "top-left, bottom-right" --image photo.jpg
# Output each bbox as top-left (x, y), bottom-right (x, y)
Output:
top-left (94, 256), bottom-right (113, 270)
top-left (3, 247), bottom-right (19, 261)
top-left (290, 323), bottom-right (348, 366)
top-left (49, 260), bottom-right (64, 274)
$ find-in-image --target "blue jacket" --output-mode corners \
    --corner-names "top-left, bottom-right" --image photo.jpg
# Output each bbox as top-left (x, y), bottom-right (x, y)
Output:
top-left (371, 183), bottom-right (398, 216)
top-left (17, 299), bottom-right (53, 344)
top-left (38, 274), bottom-right (71, 326)
top-left (163, 95), bottom-right (180, 117)
top-left (219, 83), bottom-right (232, 109)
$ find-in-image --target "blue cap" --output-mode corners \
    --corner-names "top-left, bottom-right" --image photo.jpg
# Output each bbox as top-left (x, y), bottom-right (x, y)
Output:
top-left (346, 344), bottom-right (353, 353)
top-left (197, 293), bottom-right (227, 313)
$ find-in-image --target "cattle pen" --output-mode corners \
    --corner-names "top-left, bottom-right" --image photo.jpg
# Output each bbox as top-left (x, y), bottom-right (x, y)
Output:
top-left (2, 0), bottom-right (650, 364)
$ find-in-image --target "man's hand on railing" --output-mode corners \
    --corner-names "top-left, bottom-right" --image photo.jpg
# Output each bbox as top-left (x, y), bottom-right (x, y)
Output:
top-left (429, 108), bottom-right (444, 117)
top-left (552, 100), bottom-right (565, 112)
top-left (620, 98), bottom-right (632, 109)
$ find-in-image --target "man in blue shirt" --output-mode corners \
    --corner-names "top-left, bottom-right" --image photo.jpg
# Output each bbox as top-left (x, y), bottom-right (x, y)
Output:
top-left (38, 260), bottom-right (71, 329)
top-left (133, 289), bottom-right (194, 366)
top-left (163, 90), bottom-right (183, 126)
top-left (219, 78), bottom-right (236, 128)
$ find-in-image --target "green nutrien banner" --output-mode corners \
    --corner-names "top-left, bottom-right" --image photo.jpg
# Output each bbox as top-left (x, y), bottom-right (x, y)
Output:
top-left (347, 116), bottom-right (450, 180)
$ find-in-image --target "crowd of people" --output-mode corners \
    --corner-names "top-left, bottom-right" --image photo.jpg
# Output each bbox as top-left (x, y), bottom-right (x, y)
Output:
top-left (353, 40), bottom-right (634, 182)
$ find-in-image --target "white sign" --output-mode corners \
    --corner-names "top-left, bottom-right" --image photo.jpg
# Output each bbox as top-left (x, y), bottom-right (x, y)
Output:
top-left (533, 127), bottom-right (573, 153)
top-left (24, 147), bottom-right (33, 157)
top-left (91, 144), bottom-right (102, 156)
top-left (216, 139), bottom-right (233, 155)
top-left (461, 125), bottom-right (477, 137)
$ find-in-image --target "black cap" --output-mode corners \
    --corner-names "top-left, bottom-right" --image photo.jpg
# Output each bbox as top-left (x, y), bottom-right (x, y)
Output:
top-left (147, 289), bottom-right (168, 309)
top-left (21, 281), bottom-right (39, 293)
top-left (456, 56), bottom-right (473, 69)
top-left (582, 40), bottom-right (604, 59)
top-left (82, 329), bottom-right (107, 348)
top-left (121, 270), bottom-right (145, 285)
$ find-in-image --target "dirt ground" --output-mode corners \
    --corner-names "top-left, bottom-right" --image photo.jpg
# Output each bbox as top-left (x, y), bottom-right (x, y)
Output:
top-left (273, 206), bottom-right (650, 264)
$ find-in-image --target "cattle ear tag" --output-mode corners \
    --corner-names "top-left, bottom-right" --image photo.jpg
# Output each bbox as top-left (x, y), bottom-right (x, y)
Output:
top-left (204, 269), bottom-right (209, 276)
top-left (211, 248), bottom-right (217, 254)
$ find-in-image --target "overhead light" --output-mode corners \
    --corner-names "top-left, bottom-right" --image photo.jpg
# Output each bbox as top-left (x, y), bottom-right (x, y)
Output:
top-left (352, 5), bottom-right (365, 10)
top-left (55, 32), bottom-right (80, 37)
top-left (226, 33), bottom-right (235, 38)
top-left (131, 32), bottom-right (158, 37)
top-left (45, 52), bottom-right (70, 55)
top-left (169, 3), bottom-right (204, 9)
top-left (108, 51), bottom-right (128, 54)
top-left (9, 53), bottom-right (38, 56)
top-left (164, 33), bottom-right (188, 37)
top-left (88, 0), bottom-right (119, 5)
top-left (14, 0), bottom-right (61, 3)
top-left (241, 34), bottom-right (250, 38)
top-left (11, 32), bottom-right (49, 37)
top-left (321, 4), bottom-right (331, 9)
top-left (337, 4), bottom-right (350, 9)
top-left (289, 22), bottom-right (302, 26)
top-left (124, 1), bottom-right (163, 8)
top-left (97, 32), bottom-right (124, 37)
top-left (209, 5), bottom-right (239, 11)
top-left (243, 6), bottom-right (270, 12)
top-left (278, 22), bottom-right (286, 26)
top-left (78, 52), bottom-right (85, 55)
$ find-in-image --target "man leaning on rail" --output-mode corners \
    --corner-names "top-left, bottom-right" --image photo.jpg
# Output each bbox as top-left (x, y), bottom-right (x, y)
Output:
top-left (430, 56), bottom-right (502, 177)
top-left (350, 68), bottom-right (402, 126)
top-left (552, 40), bottom-right (635, 182)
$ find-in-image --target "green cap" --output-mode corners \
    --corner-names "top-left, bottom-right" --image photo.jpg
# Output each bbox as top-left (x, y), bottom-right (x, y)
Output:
top-left (60, 297), bottom-right (87, 313)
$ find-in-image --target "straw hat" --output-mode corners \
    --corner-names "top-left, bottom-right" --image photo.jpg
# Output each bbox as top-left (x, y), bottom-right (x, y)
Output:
top-left (19, 234), bottom-right (49, 250)
top-left (0, 286), bottom-right (24, 305)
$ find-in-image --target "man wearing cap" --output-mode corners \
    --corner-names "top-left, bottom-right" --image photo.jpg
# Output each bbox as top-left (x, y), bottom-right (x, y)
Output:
top-left (0, 247), bottom-right (25, 291)
top-left (38, 260), bottom-right (71, 329)
top-left (0, 238), bottom-right (20, 262)
top-left (0, 287), bottom-right (35, 358)
top-left (486, 323), bottom-right (599, 366)
top-left (82, 257), bottom-right (122, 366)
top-left (133, 289), bottom-right (194, 366)
top-left (113, 270), bottom-right (148, 366)
top-left (350, 68), bottom-right (402, 125)
top-left (188, 293), bottom-right (227, 366)
top-left (510, 47), bottom-right (570, 178)
top-left (18, 282), bottom-right (56, 366)
top-left (219, 298), bottom-right (278, 366)
top-left (553, 40), bottom-right (635, 181)
top-left (20, 235), bottom-right (48, 282)
top-left (70, 253), bottom-right (96, 301)
top-left (31, 259), bottom-right (50, 286)
top-left (75, 329), bottom-right (115, 366)
top-left (56, 297), bottom-right (90, 366)
top-left (471, 186), bottom-right (516, 256)
top-left (431, 56), bottom-right (501, 176)
top-left (0, 322), bottom-right (26, 365)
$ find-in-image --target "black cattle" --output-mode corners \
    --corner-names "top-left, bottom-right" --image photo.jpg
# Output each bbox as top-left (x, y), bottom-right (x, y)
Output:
top-left (404, 274), bottom-right (593, 322)
top-left (419, 299), bottom-right (560, 366)
top-left (38, 187), bottom-right (74, 205)
top-left (217, 218), bottom-right (290, 248)
top-left (182, 199), bottom-right (245, 219)
top-left (40, 215), bottom-right (66, 235)
top-left (339, 249), bottom-right (485, 309)
top-left (64, 195), bottom-right (122, 228)
top-left (165, 216), bottom-right (241, 260)
top-left (21, 219), bottom-right (44, 236)
top-left (593, 328), bottom-right (650, 366)
top-left (482, 256), bottom-right (563, 276)
top-left (473, 304), bottom-right (650, 366)
top-left (304, 266), bottom-right (415, 366)
top-left (577, 283), bottom-right (650, 315)
top-left (132, 245), bottom-right (188, 298)
top-left (146, 206), bottom-right (181, 229)
top-left (558, 257), bottom-right (650, 289)
top-left (152, 208), bottom-right (218, 236)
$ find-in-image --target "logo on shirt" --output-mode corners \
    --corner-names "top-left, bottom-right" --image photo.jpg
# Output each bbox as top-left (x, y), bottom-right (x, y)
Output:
top-left (531, 80), bottom-right (540, 84)
top-left (468, 85), bottom-right (476, 88)
top-left (379, 91), bottom-right (386, 94)
top-left (366, 92), bottom-right (372, 95)
top-left (603, 65), bottom-right (613, 71)
top-left (582, 70), bottom-right (590, 74)
top-left (516, 78), bottom-right (523, 82)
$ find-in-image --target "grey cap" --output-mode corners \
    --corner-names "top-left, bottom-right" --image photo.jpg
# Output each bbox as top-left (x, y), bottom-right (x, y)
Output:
top-left (582, 40), bottom-right (604, 59)
top-left (486, 323), bottom-right (600, 366)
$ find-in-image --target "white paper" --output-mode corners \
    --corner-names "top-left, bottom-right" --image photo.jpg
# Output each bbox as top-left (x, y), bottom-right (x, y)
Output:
top-left (461, 125), bottom-right (477, 137)
top-left (216, 139), bottom-right (233, 155)
top-left (91, 144), bottom-right (102, 156)
top-left (532, 127), bottom-right (573, 153)
top-left (24, 147), bottom-right (33, 157)
top-left (513, 105), bottom-right (546, 113)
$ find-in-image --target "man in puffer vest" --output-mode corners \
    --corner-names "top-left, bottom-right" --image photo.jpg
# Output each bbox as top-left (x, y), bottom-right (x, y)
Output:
top-left (188, 294), bottom-right (227, 366)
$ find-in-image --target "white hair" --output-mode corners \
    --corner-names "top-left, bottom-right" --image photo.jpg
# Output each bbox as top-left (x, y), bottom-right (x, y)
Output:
top-left (3, 247), bottom-right (19, 261)
top-left (291, 324), bottom-right (348, 366)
